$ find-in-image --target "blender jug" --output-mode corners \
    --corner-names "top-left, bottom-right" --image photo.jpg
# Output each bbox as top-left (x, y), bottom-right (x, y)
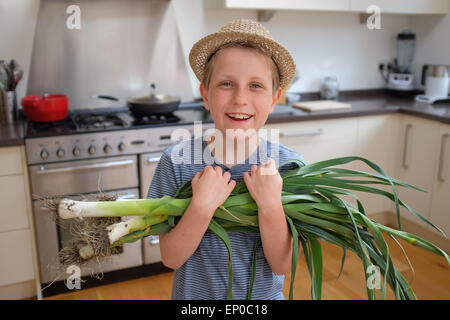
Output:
top-left (396, 30), bottom-right (415, 73)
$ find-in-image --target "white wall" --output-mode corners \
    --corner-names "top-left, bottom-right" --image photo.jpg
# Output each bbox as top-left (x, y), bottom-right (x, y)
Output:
top-left (0, 0), bottom-right (40, 101)
top-left (2, 0), bottom-right (446, 103)
top-left (410, 12), bottom-right (450, 89)
top-left (174, 0), bottom-right (410, 99)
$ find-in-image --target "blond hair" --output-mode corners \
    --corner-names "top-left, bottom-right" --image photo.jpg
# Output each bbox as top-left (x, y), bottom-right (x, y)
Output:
top-left (201, 41), bottom-right (281, 94)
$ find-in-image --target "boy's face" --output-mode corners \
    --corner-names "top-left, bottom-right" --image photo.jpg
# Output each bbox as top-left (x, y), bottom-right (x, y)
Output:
top-left (200, 47), bottom-right (282, 140)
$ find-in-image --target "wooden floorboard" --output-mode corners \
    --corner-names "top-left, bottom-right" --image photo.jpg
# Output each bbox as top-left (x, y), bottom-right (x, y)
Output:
top-left (46, 234), bottom-right (450, 300)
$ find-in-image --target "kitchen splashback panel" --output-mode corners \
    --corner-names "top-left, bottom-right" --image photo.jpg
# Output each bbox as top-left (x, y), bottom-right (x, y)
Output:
top-left (27, 0), bottom-right (193, 109)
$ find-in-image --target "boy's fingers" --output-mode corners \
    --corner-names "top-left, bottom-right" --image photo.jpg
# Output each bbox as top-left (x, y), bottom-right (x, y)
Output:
top-left (250, 165), bottom-right (257, 175)
top-left (228, 178), bottom-right (236, 190)
top-left (214, 165), bottom-right (223, 174)
top-left (193, 171), bottom-right (201, 181)
top-left (223, 171), bottom-right (231, 181)
top-left (204, 165), bottom-right (214, 175)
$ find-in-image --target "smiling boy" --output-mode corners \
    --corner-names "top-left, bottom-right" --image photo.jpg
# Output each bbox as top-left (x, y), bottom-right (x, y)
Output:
top-left (147, 19), bottom-right (305, 299)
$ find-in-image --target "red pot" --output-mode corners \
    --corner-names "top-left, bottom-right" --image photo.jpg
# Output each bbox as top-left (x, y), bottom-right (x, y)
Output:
top-left (21, 94), bottom-right (68, 122)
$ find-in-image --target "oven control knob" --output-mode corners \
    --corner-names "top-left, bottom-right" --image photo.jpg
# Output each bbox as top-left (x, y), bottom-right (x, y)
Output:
top-left (88, 145), bottom-right (96, 155)
top-left (72, 146), bottom-right (81, 157)
top-left (103, 144), bottom-right (112, 153)
top-left (56, 148), bottom-right (65, 158)
top-left (118, 142), bottom-right (126, 152)
top-left (40, 149), bottom-right (49, 160)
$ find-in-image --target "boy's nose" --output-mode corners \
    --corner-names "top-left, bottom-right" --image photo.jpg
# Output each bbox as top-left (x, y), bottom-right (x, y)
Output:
top-left (232, 87), bottom-right (249, 106)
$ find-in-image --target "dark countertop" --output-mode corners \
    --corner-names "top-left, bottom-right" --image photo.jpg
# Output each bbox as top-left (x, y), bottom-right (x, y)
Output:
top-left (267, 90), bottom-right (450, 125)
top-left (1, 90), bottom-right (449, 147)
top-left (0, 121), bottom-right (25, 147)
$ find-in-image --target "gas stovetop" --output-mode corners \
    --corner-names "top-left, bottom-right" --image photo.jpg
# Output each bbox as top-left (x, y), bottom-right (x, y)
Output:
top-left (24, 105), bottom-right (213, 138)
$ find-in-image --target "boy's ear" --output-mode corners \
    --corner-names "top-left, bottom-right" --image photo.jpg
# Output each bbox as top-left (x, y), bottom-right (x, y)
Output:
top-left (269, 87), bottom-right (283, 113)
top-left (200, 83), bottom-right (210, 111)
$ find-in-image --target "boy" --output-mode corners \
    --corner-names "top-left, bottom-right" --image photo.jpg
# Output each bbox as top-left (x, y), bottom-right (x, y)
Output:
top-left (148, 19), bottom-right (305, 299)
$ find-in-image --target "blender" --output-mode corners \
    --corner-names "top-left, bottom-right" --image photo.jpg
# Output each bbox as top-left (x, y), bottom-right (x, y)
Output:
top-left (382, 30), bottom-right (416, 95)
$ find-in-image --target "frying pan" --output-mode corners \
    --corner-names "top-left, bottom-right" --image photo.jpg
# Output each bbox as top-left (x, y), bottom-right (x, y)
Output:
top-left (98, 84), bottom-right (180, 118)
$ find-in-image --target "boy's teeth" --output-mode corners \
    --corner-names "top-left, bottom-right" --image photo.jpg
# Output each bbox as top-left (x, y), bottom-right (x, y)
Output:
top-left (228, 113), bottom-right (252, 119)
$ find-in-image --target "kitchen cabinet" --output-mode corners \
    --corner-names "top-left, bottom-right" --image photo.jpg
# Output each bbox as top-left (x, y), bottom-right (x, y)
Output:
top-left (205, 0), bottom-right (350, 12)
top-left (0, 175), bottom-right (30, 232)
top-left (263, 117), bottom-right (358, 167)
top-left (205, 0), bottom-right (448, 14)
top-left (0, 146), bottom-right (23, 176)
top-left (263, 117), bottom-right (359, 210)
top-left (350, 0), bottom-right (448, 14)
top-left (352, 114), bottom-right (400, 216)
top-left (0, 229), bottom-right (35, 286)
top-left (429, 123), bottom-right (450, 237)
top-left (0, 146), bottom-right (38, 299)
top-left (394, 115), bottom-right (441, 230)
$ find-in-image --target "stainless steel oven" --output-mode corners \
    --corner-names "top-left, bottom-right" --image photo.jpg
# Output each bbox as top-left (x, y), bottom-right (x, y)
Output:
top-left (29, 155), bottom-right (142, 284)
top-left (24, 108), bottom-right (214, 293)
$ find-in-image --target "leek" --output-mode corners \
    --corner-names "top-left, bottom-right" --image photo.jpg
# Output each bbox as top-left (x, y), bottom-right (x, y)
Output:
top-left (43, 156), bottom-right (450, 300)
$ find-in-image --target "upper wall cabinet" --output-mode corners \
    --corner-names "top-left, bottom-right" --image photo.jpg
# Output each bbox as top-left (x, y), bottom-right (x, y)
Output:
top-left (205, 0), bottom-right (350, 12)
top-left (205, 0), bottom-right (448, 15)
top-left (350, 0), bottom-right (448, 15)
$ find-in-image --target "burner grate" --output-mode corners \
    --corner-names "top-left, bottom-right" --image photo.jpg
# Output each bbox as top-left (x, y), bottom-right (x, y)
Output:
top-left (27, 118), bottom-right (77, 135)
top-left (132, 113), bottom-right (180, 126)
top-left (72, 113), bottom-right (127, 130)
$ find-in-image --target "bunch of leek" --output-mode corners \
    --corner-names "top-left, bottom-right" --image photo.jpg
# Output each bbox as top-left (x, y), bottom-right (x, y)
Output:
top-left (47, 156), bottom-right (449, 300)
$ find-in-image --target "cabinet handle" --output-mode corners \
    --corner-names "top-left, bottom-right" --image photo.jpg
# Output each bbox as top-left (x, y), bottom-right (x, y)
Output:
top-left (437, 133), bottom-right (449, 182)
top-left (147, 156), bottom-right (161, 163)
top-left (402, 124), bottom-right (412, 169)
top-left (279, 128), bottom-right (323, 137)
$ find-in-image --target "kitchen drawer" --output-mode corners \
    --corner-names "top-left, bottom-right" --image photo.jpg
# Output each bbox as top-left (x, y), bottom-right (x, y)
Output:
top-left (0, 229), bottom-right (35, 286)
top-left (262, 117), bottom-right (358, 164)
top-left (0, 175), bottom-right (29, 232)
top-left (263, 117), bottom-right (358, 144)
top-left (0, 146), bottom-right (23, 176)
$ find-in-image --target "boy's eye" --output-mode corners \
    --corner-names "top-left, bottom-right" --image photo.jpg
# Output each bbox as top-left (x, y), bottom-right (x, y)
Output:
top-left (250, 83), bottom-right (263, 89)
top-left (221, 81), bottom-right (232, 87)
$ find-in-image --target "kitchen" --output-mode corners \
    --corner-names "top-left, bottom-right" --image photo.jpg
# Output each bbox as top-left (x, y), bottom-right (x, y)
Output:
top-left (0, 0), bottom-right (449, 301)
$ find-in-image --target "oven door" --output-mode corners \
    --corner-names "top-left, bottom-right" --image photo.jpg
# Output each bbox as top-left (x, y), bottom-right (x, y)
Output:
top-left (29, 155), bottom-right (141, 284)
top-left (139, 152), bottom-right (163, 264)
top-left (29, 155), bottom-right (138, 197)
top-left (34, 188), bottom-right (142, 284)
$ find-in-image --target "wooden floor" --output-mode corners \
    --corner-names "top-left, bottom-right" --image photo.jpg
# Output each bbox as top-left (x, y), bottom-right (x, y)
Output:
top-left (46, 233), bottom-right (450, 300)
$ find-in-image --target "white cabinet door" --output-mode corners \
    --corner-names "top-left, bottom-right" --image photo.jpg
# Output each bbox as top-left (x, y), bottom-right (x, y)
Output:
top-left (0, 175), bottom-right (30, 232)
top-left (350, 0), bottom-right (448, 14)
top-left (264, 117), bottom-right (358, 167)
top-left (352, 114), bottom-right (400, 215)
top-left (0, 146), bottom-right (23, 176)
top-left (0, 229), bottom-right (35, 286)
top-left (395, 116), bottom-right (440, 229)
top-left (429, 123), bottom-right (450, 237)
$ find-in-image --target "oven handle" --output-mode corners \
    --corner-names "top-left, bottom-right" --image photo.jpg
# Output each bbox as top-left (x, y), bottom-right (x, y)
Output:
top-left (36, 159), bottom-right (135, 175)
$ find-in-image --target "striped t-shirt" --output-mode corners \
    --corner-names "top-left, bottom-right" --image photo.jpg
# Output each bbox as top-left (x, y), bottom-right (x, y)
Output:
top-left (147, 137), bottom-right (305, 300)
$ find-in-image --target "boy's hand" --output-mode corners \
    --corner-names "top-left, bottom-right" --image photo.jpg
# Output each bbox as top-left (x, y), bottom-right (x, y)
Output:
top-left (243, 158), bottom-right (283, 211)
top-left (191, 165), bottom-right (236, 217)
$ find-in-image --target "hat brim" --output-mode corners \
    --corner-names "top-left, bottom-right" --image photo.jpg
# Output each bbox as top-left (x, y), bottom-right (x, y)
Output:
top-left (189, 31), bottom-right (296, 90)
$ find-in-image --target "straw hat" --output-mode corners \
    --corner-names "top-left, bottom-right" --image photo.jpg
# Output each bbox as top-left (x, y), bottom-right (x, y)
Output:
top-left (189, 19), bottom-right (296, 90)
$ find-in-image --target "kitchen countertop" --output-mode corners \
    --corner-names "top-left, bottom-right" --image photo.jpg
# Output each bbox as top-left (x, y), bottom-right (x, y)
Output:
top-left (267, 90), bottom-right (450, 125)
top-left (0, 120), bottom-right (25, 147)
top-left (1, 90), bottom-right (449, 147)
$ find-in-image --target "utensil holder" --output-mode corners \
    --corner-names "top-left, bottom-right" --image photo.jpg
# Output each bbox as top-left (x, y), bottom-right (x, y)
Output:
top-left (0, 91), bottom-right (17, 124)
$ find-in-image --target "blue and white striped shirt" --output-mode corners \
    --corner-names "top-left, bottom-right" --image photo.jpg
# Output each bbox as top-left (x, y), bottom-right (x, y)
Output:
top-left (147, 137), bottom-right (305, 300)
